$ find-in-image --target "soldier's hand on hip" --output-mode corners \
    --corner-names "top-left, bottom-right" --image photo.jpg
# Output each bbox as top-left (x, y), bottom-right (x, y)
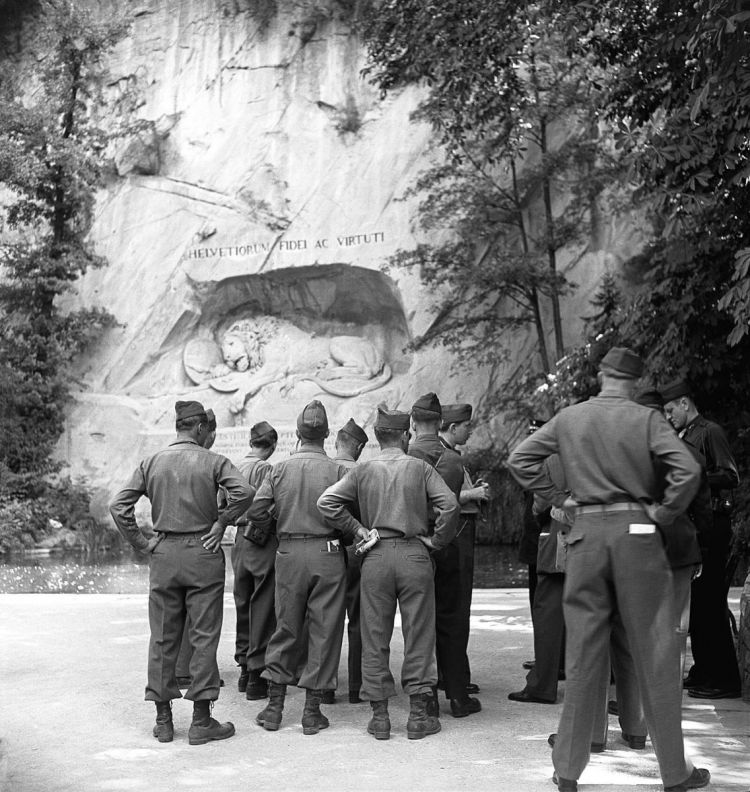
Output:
top-left (201, 520), bottom-right (226, 553)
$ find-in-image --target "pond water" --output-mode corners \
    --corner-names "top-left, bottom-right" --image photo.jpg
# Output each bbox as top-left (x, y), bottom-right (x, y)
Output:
top-left (0, 544), bottom-right (527, 594)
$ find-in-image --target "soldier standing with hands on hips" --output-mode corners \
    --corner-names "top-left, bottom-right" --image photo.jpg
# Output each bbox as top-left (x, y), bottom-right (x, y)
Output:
top-left (507, 348), bottom-right (709, 792)
top-left (109, 400), bottom-right (254, 745)
top-left (318, 407), bottom-right (460, 740)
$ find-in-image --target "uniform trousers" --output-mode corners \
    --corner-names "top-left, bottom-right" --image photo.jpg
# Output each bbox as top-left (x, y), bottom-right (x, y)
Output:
top-left (146, 533), bottom-right (225, 702)
top-left (232, 534), bottom-right (278, 671)
top-left (594, 564), bottom-right (695, 745)
top-left (552, 511), bottom-right (692, 787)
top-left (263, 537), bottom-right (346, 691)
top-left (360, 537), bottom-right (437, 700)
top-left (434, 518), bottom-right (474, 699)
top-left (345, 545), bottom-right (363, 694)
top-left (688, 515), bottom-right (740, 690)
top-left (524, 571), bottom-right (565, 701)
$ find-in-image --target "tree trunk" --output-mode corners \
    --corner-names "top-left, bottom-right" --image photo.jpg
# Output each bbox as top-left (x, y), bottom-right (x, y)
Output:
top-left (539, 115), bottom-right (565, 362)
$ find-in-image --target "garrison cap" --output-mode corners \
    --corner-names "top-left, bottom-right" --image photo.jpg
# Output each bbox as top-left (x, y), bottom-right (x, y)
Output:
top-left (205, 409), bottom-right (217, 432)
top-left (599, 347), bottom-right (643, 379)
top-left (339, 418), bottom-right (368, 445)
top-left (634, 389), bottom-right (663, 410)
top-left (375, 407), bottom-right (411, 431)
top-left (411, 392), bottom-right (442, 420)
top-left (297, 399), bottom-right (328, 439)
top-left (251, 420), bottom-right (277, 444)
top-left (442, 403), bottom-right (472, 424)
top-left (660, 379), bottom-right (692, 403)
top-left (175, 400), bottom-right (207, 422)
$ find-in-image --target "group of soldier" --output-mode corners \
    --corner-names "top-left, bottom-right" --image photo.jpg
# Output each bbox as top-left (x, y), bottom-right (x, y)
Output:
top-left (109, 391), bottom-right (488, 746)
top-left (109, 344), bottom-right (739, 792)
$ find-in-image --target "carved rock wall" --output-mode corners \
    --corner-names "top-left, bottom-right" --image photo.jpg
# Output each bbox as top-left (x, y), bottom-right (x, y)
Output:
top-left (20, 0), bottom-right (645, 519)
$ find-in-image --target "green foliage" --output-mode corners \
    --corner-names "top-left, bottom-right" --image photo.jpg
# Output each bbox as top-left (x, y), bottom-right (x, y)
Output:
top-left (0, 1), bottom-right (122, 477)
top-left (362, 1), bottom-right (621, 389)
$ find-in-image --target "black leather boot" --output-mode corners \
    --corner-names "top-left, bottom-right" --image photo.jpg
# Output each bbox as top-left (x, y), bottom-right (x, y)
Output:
top-left (255, 682), bottom-right (286, 731)
top-left (152, 701), bottom-right (173, 743)
top-left (407, 692), bottom-right (441, 740)
top-left (246, 668), bottom-right (268, 700)
top-left (301, 689), bottom-right (330, 735)
top-left (367, 699), bottom-right (390, 740)
top-left (237, 664), bottom-right (249, 693)
top-left (188, 700), bottom-right (235, 745)
top-left (425, 685), bottom-right (440, 717)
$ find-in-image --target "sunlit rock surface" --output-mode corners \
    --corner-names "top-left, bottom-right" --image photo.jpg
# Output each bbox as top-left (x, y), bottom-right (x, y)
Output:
top-left (15, 1), bottom-right (645, 518)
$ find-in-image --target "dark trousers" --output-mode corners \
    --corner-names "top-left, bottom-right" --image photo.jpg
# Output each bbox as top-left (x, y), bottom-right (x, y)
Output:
top-left (434, 518), bottom-right (474, 700)
top-left (145, 533), bottom-right (225, 702)
top-left (688, 514), bottom-right (740, 690)
top-left (263, 537), bottom-right (346, 690)
top-left (552, 513), bottom-right (689, 787)
top-left (232, 534), bottom-right (277, 671)
top-left (524, 571), bottom-right (565, 701)
top-left (345, 546), bottom-right (363, 694)
top-left (360, 538), bottom-right (437, 700)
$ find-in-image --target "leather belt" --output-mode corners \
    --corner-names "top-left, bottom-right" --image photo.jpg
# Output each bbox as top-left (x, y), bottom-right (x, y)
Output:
top-left (575, 503), bottom-right (643, 515)
top-left (279, 533), bottom-right (336, 540)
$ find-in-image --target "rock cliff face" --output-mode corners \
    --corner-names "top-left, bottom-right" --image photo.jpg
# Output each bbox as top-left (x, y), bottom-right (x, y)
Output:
top-left (20, 1), bottom-right (643, 518)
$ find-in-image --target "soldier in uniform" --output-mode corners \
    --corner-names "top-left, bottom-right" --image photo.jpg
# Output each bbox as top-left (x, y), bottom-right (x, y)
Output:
top-left (246, 400), bottom-right (349, 735)
top-left (109, 400), bottom-right (254, 745)
top-left (317, 407), bottom-right (460, 740)
top-left (232, 421), bottom-right (278, 700)
top-left (175, 409), bottom-right (218, 688)
top-left (438, 403), bottom-right (488, 701)
top-left (334, 418), bottom-right (369, 704)
top-left (507, 348), bottom-right (709, 792)
top-left (661, 379), bottom-right (741, 699)
top-left (407, 393), bottom-right (480, 718)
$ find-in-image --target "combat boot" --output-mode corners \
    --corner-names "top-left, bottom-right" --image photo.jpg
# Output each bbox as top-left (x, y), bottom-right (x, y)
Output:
top-left (152, 701), bottom-right (173, 743)
top-left (246, 668), bottom-right (268, 700)
top-left (425, 685), bottom-right (440, 718)
top-left (407, 692), bottom-right (441, 740)
top-left (367, 699), bottom-right (390, 740)
top-left (188, 700), bottom-right (235, 745)
top-left (237, 664), bottom-right (249, 693)
top-left (256, 682), bottom-right (286, 731)
top-left (301, 689), bottom-right (330, 735)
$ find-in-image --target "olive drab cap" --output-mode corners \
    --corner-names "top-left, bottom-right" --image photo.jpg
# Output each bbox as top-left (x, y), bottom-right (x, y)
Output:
top-left (659, 379), bottom-right (692, 403)
top-left (297, 400), bottom-right (329, 439)
top-left (175, 400), bottom-right (207, 421)
top-left (340, 418), bottom-right (368, 445)
top-left (205, 409), bottom-right (217, 432)
top-left (251, 420), bottom-right (277, 444)
top-left (442, 403), bottom-right (472, 424)
top-left (634, 389), bottom-right (664, 410)
top-left (599, 347), bottom-right (644, 379)
top-left (375, 407), bottom-right (411, 431)
top-left (411, 392), bottom-right (442, 420)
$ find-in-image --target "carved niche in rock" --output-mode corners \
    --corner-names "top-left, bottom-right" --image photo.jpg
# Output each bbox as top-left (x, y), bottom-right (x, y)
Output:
top-left (183, 316), bottom-right (392, 421)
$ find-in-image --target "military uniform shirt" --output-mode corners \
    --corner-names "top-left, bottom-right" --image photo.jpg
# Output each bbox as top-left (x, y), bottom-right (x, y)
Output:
top-left (317, 447), bottom-right (460, 550)
top-left (680, 415), bottom-right (739, 494)
top-left (508, 395), bottom-right (701, 526)
top-left (409, 433), bottom-right (464, 500)
top-left (110, 438), bottom-right (254, 550)
top-left (246, 443), bottom-right (348, 537)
